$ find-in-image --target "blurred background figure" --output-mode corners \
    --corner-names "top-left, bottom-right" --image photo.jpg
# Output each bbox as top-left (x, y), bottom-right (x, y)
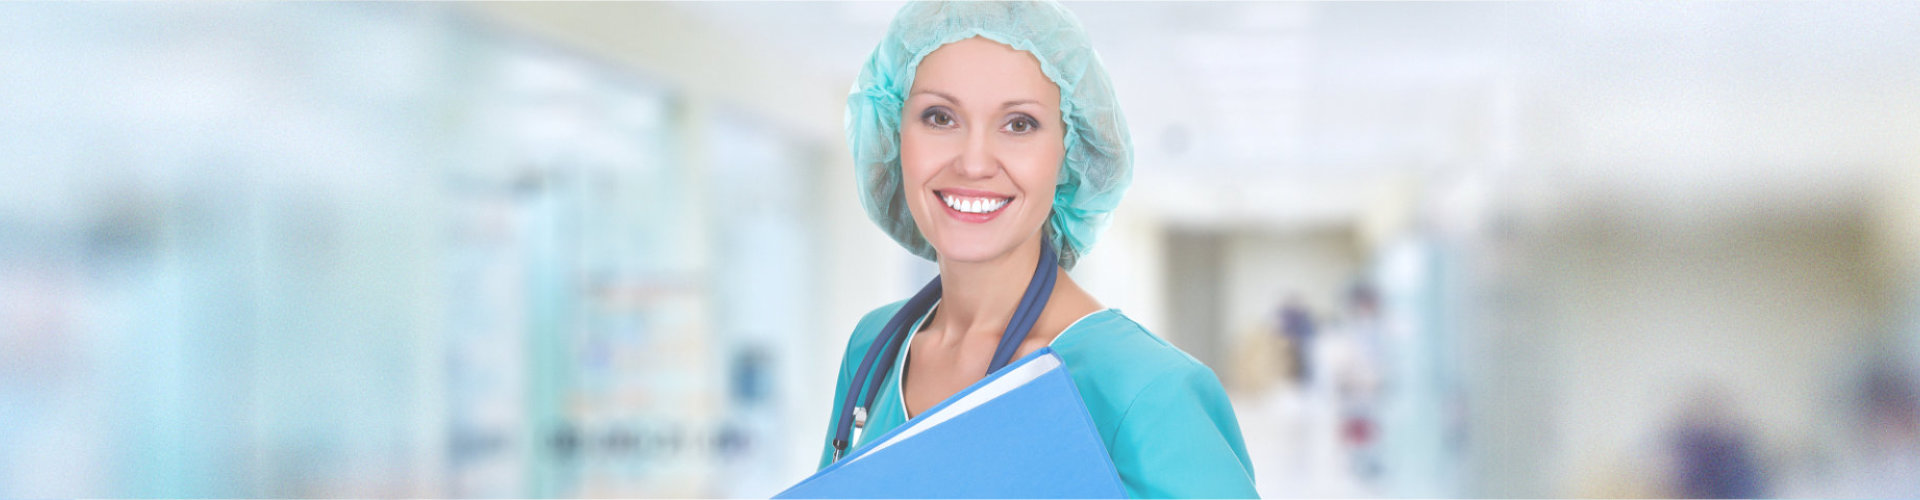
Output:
top-left (1833, 353), bottom-right (1920, 499)
top-left (1278, 293), bottom-right (1319, 387)
top-left (4, 1), bottom-right (1920, 498)
top-left (1331, 283), bottom-right (1387, 481)
top-left (1665, 386), bottom-right (1766, 499)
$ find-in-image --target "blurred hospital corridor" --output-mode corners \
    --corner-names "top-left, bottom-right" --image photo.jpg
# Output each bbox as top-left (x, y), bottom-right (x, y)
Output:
top-left (3, 1), bottom-right (1920, 498)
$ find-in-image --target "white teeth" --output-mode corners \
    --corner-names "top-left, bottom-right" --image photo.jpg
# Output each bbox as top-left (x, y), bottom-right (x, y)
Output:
top-left (940, 192), bottom-right (1010, 214)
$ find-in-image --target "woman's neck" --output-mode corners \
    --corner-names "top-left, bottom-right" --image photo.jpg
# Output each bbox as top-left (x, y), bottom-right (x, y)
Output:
top-left (927, 235), bottom-right (1048, 349)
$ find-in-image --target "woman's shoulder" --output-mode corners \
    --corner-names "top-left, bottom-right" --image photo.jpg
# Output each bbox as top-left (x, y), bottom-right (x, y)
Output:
top-left (838, 299), bottom-right (912, 366)
top-left (1055, 310), bottom-right (1211, 373)
top-left (1058, 311), bottom-right (1256, 497)
top-left (1051, 310), bottom-right (1232, 410)
top-left (852, 299), bottom-right (911, 339)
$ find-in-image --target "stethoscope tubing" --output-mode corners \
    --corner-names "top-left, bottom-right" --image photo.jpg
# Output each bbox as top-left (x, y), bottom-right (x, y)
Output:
top-left (830, 238), bottom-right (1059, 461)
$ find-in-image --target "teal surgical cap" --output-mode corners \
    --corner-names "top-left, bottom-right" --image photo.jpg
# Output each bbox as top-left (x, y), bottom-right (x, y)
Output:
top-left (848, 0), bottom-right (1133, 270)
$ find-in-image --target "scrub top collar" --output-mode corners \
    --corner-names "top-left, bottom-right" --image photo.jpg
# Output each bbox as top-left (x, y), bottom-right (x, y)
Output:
top-left (894, 299), bottom-right (1117, 420)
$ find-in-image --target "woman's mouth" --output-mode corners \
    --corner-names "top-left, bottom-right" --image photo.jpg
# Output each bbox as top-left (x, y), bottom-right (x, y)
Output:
top-left (936, 190), bottom-right (1012, 222)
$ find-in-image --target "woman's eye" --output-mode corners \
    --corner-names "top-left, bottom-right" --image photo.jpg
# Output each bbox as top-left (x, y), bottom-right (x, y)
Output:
top-left (922, 109), bottom-right (955, 128)
top-left (1003, 116), bottom-right (1039, 134)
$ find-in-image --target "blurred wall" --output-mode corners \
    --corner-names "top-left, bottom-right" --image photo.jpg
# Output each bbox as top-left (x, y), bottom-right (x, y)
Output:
top-left (465, 3), bottom-right (921, 494)
top-left (1524, 210), bottom-right (1884, 496)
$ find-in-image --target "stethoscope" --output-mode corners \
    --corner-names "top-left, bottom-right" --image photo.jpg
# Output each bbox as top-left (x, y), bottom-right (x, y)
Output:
top-left (829, 236), bottom-right (1060, 462)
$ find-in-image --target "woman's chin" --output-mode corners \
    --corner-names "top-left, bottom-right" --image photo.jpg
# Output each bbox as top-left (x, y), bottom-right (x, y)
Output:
top-left (930, 240), bottom-right (1019, 265)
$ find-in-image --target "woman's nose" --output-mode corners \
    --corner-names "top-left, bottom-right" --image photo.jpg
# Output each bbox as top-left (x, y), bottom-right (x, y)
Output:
top-left (955, 128), bottom-right (997, 179)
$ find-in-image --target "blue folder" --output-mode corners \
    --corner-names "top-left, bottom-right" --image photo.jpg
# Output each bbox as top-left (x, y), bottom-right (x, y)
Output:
top-left (776, 347), bottom-right (1126, 499)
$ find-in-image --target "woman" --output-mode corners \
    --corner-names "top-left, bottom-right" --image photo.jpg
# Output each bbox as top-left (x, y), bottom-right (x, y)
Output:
top-left (817, 2), bottom-right (1257, 497)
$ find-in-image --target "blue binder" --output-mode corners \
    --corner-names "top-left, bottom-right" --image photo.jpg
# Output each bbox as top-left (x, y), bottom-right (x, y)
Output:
top-left (776, 347), bottom-right (1126, 499)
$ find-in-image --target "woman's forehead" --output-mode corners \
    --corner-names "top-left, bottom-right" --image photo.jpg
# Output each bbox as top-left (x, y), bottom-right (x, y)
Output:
top-left (910, 37), bottom-right (1061, 109)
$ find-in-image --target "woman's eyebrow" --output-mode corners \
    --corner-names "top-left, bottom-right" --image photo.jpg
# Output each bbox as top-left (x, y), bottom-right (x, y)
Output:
top-left (911, 89), bottom-right (962, 106)
top-left (911, 89), bottom-right (1043, 110)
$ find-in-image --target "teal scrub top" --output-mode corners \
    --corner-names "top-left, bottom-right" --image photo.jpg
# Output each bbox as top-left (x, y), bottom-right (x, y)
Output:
top-left (816, 300), bottom-right (1259, 498)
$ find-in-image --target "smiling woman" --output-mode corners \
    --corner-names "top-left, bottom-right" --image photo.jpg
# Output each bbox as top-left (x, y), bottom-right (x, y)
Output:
top-left (817, 1), bottom-right (1259, 498)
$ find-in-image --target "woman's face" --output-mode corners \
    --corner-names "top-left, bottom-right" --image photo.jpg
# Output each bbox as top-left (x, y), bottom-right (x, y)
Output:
top-left (900, 36), bottom-right (1066, 265)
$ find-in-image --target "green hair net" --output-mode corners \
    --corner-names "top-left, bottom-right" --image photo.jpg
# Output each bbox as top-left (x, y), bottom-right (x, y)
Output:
top-left (847, 0), bottom-right (1133, 270)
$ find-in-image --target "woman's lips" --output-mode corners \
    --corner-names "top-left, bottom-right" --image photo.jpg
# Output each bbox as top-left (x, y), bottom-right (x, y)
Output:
top-left (935, 189), bottom-right (1012, 223)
